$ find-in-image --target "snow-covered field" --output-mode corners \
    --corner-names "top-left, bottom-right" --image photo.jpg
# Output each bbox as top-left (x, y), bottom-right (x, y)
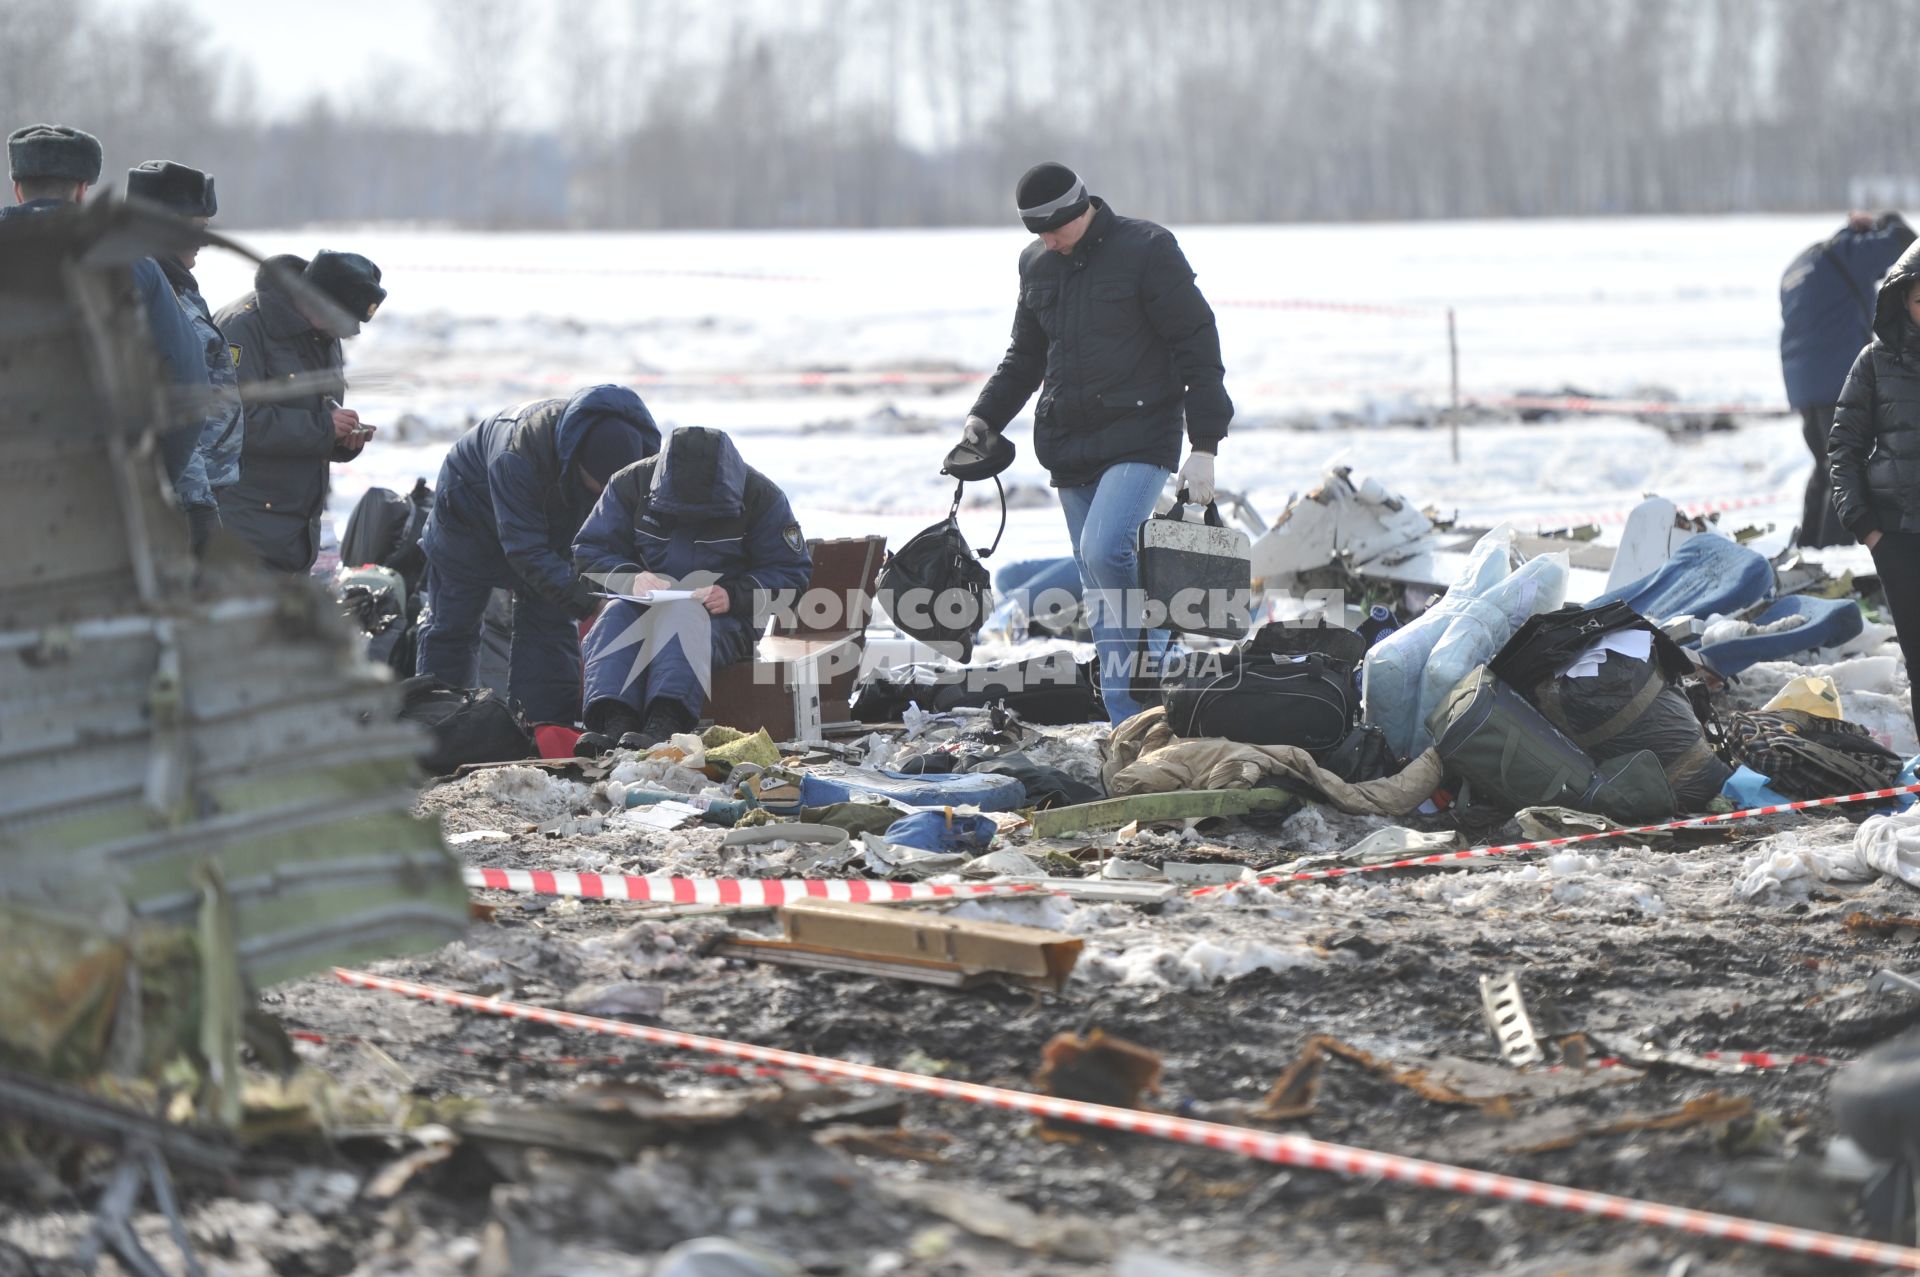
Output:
top-left (194, 214), bottom-right (1846, 562)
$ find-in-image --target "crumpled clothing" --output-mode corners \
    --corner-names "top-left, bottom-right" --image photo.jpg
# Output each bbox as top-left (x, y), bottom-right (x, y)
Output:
top-left (1102, 706), bottom-right (1444, 818)
top-left (1737, 808), bottom-right (1920, 901)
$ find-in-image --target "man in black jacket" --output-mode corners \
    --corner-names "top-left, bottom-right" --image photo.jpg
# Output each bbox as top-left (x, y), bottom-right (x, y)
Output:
top-left (961, 162), bottom-right (1232, 725)
top-left (1830, 238), bottom-right (1920, 737)
top-left (217, 251), bottom-right (385, 573)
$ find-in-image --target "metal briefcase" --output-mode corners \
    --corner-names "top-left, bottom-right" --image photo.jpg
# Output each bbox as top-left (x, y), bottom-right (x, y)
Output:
top-left (1136, 495), bottom-right (1252, 639)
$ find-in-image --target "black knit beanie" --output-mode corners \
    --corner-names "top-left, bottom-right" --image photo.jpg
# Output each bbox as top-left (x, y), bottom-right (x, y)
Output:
top-left (1016, 161), bottom-right (1089, 233)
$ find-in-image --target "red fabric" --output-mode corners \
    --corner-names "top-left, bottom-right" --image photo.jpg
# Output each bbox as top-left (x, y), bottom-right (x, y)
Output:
top-left (534, 724), bottom-right (584, 759)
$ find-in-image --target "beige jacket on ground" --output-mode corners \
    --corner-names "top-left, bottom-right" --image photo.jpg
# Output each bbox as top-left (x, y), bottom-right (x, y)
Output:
top-left (1102, 707), bottom-right (1445, 818)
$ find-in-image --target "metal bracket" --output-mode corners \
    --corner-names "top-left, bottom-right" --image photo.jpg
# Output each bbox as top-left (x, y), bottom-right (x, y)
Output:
top-left (1479, 970), bottom-right (1546, 1069)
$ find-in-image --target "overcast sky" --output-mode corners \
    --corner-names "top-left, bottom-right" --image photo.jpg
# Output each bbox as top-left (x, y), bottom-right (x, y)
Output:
top-left (123, 0), bottom-right (443, 118)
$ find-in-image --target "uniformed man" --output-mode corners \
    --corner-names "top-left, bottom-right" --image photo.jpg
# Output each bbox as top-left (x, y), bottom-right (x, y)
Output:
top-left (216, 250), bottom-right (385, 573)
top-left (127, 160), bottom-right (240, 554)
top-left (3, 124), bottom-right (210, 497)
top-left (415, 385), bottom-right (660, 724)
top-left (573, 427), bottom-right (812, 752)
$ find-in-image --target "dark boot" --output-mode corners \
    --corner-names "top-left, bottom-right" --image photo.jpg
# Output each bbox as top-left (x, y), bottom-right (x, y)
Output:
top-left (629, 700), bottom-right (697, 751)
top-left (577, 701), bottom-right (646, 758)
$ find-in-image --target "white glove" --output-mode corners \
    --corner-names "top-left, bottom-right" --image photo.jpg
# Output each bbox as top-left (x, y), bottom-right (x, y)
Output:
top-left (1179, 450), bottom-right (1216, 505)
top-left (962, 415), bottom-right (993, 447)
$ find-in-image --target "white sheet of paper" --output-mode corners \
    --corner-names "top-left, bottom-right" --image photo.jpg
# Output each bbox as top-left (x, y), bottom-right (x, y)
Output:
top-left (596, 589), bottom-right (702, 605)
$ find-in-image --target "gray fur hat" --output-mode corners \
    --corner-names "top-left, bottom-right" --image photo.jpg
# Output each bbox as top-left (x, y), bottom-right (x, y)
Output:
top-left (8, 124), bottom-right (103, 184)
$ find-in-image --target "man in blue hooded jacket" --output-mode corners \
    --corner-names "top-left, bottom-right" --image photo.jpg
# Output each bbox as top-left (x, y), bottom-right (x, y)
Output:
top-left (416, 385), bottom-right (660, 723)
top-left (574, 426), bottom-right (812, 751)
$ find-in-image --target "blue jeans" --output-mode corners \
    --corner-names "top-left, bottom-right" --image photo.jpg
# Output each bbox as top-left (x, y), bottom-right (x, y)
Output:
top-left (1058, 462), bottom-right (1171, 725)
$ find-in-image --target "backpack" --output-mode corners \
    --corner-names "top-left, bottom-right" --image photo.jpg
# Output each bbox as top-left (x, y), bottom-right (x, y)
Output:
top-left (396, 675), bottom-right (535, 776)
top-left (339, 479), bottom-right (433, 594)
top-left (875, 482), bottom-right (1000, 662)
top-left (1428, 666), bottom-right (1675, 823)
top-left (1718, 708), bottom-right (1903, 801)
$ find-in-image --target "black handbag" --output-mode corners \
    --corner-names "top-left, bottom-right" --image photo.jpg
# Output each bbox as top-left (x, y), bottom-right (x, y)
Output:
top-left (1136, 491), bottom-right (1253, 640)
top-left (876, 479), bottom-right (1004, 662)
top-left (396, 676), bottom-right (535, 775)
top-left (1163, 650), bottom-right (1357, 755)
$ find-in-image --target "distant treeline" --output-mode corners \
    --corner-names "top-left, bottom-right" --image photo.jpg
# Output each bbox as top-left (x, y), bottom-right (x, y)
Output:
top-left (9, 0), bottom-right (1919, 229)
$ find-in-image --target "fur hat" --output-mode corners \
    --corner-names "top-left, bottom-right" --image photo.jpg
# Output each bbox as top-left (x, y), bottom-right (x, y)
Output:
top-left (126, 160), bottom-right (217, 218)
top-left (303, 250), bottom-right (387, 324)
top-left (8, 123), bottom-right (103, 184)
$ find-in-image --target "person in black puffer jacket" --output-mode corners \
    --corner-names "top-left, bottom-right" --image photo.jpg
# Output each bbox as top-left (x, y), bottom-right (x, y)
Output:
top-left (1830, 238), bottom-right (1920, 736)
top-left (961, 162), bottom-right (1233, 726)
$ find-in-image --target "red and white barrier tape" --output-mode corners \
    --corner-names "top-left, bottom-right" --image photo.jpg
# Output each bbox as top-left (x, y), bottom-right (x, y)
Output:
top-left (1500, 489), bottom-right (1792, 529)
top-left (464, 867), bottom-right (1044, 907)
top-left (334, 968), bottom-right (1920, 1270)
top-left (1472, 394), bottom-right (1790, 418)
top-left (1197, 783), bottom-right (1920, 896)
top-left (290, 1028), bottom-right (796, 1081)
top-left (1578, 1051), bottom-right (1838, 1074)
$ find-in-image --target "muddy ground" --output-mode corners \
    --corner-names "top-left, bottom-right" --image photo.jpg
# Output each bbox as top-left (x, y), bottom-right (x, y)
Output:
top-left (5, 650), bottom-right (1919, 1277)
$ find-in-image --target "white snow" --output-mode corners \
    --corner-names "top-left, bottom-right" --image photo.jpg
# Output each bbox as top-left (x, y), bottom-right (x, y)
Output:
top-left (190, 214), bottom-right (1864, 570)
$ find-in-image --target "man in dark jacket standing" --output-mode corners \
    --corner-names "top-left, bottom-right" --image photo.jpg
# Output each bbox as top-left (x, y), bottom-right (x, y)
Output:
top-left (217, 250), bottom-right (385, 574)
top-left (1781, 212), bottom-right (1915, 547)
top-left (416, 385), bottom-right (660, 724)
top-left (3, 124), bottom-right (209, 495)
top-left (1830, 239), bottom-right (1920, 737)
top-left (127, 160), bottom-right (240, 554)
top-left (962, 162), bottom-right (1232, 725)
top-left (574, 427), bottom-right (812, 751)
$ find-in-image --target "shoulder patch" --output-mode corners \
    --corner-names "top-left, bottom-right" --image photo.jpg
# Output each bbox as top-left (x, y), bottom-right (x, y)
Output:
top-left (782, 522), bottom-right (805, 555)
top-left (228, 344), bottom-right (242, 367)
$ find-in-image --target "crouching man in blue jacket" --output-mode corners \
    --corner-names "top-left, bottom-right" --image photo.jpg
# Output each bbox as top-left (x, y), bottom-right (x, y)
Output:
top-left (574, 426), bottom-right (812, 753)
top-left (416, 385), bottom-right (660, 723)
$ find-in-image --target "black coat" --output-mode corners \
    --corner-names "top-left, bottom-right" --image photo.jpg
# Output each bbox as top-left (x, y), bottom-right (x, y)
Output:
top-left (968, 199), bottom-right (1232, 488)
top-left (216, 255), bottom-right (363, 572)
top-left (1830, 240), bottom-right (1920, 540)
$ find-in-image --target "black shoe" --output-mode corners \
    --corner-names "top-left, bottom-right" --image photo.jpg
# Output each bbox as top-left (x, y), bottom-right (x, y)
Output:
top-left (585, 701), bottom-right (646, 740)
top-left (574, 732), bottom-right (617, 759)
top-left (617, 731), bottom-right (656, 752)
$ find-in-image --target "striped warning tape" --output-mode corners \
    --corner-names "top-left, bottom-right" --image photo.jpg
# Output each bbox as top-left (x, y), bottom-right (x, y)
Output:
top-left (464, 867), bottom-right (1045, 907)
top-left (1498, 489), bottom-right (1792, 529)
top-left (334, 968), bottom-right (1919, 1270)
top-left (1471, 394), bottom-right (1791, 418)
top-left (290, 1028), bottom-right (795, 1081)
top-left (1196, 783), bottom-right (1920, 896)
top-left (1575, 1050), bottom-right (1839, 1074)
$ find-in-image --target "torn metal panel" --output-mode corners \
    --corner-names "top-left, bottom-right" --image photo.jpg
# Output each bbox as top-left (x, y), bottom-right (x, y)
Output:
top-left (0, 201), bottom-right (466, 1103)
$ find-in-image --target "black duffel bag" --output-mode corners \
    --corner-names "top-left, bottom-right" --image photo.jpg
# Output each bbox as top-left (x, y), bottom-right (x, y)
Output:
top-left (851, 651), bottom-right (1101, 725)
top-left (1162, 648), bottom-right (1357, 755)
top-left (396, 675), bottom-right (535, 775)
